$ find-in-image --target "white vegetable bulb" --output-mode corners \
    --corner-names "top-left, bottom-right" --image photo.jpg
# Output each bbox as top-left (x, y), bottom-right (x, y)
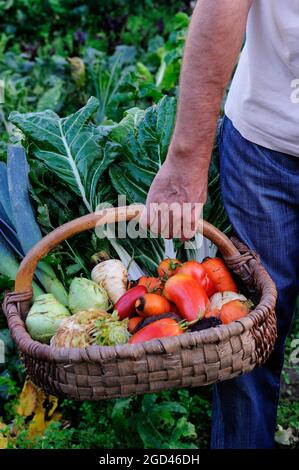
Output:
top-left (210, 291), bottom-right (248, 311)
top-left (91, 259), bottom-right (127, 304)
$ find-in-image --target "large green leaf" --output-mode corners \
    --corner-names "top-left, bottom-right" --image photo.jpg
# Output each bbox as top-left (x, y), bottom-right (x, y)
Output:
top-left (109, 161), bottom-right (155, 204)
top-left (9, 97), bottom-right (116, 212)
top-left (37, 79), bottom-right (63, 112)
top-left (109, 107), bottom-right (145, 147)
top-left (109, 96), bottom-right (176, 204)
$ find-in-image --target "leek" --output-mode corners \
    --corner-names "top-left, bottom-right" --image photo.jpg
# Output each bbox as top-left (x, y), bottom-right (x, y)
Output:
top-left (3, 146), bottom-right (68, 306)
top-left (0, 235), bottom-right (44, 298)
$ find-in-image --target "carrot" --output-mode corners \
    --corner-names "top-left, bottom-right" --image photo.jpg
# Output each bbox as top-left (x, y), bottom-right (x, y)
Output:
top-left (129, 318), bottom-right (183, 344)
top-left (135, 293), bottom-right (171, 317)
top-left (202, 257), bottom-right (238, 293)
top-left (128, 316), bottom-right (143, 333)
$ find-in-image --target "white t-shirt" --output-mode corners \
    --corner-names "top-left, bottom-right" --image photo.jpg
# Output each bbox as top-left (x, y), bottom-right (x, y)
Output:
top-left (225, 0), bottom-right (299, 157)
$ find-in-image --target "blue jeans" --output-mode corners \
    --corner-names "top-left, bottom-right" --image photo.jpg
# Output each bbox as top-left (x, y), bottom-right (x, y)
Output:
top-left (211, 116), bottom-right (299, 449)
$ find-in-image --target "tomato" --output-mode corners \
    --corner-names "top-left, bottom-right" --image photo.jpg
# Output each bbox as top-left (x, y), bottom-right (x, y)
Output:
top-left (157, 259), bottom-right (182, 278)
top-left (138, 276), bottom-right (163, 294)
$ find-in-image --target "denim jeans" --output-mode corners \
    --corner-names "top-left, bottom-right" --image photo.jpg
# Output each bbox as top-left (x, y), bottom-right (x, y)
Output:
top-left (211, 116), bottom-right (299, 449)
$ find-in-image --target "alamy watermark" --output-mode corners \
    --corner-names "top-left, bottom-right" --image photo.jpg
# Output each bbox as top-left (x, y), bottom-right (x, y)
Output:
top-left (94, 196), bottom-right (204, 250)
top-left (0, 79), bottom-right (4, 105)
top-left (0, 338), bottom-right (5, 364)
top-left (289, 338), bottom-right (299, 367)
top-left (290, 79), bottom-right (299, 104)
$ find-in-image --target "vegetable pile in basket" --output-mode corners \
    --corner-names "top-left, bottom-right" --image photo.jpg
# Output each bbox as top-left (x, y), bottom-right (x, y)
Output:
top-left (25, 254), bottom-right (254, 348)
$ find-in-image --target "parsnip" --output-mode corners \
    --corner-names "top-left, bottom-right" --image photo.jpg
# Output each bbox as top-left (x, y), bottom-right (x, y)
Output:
top-left (91, 259), bottom-right (127, 304)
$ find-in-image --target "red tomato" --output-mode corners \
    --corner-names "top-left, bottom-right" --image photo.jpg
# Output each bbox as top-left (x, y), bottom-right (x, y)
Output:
top-left (157, 259), bottom-right (182, 278)
top-left (138, 276), bottom-right (163, 294)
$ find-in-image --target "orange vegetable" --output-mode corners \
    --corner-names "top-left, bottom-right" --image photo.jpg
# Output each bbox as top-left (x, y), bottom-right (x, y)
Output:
top-left (219, 299), bottom-right (250, 324)
top-left (157, 258), bottom-right (182, 278)
top-left (202, 257), bottom-right (237, 293)
top-left (135, 293), bottom-right (171, 317)
top-left (129, 318), bottom-right (184, 344)
top-left (128, 316), bottom-right (143, 333)
top-left (138, 276), bottom-right (162, 294)
top-left (204, 308), bottom-right (221, 319)
top-left (163, 274), bottom-right (209, 322)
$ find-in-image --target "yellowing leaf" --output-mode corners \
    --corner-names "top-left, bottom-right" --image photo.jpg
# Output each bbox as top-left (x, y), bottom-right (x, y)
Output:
top-left (0, 423), bottom-right (8, 449)
top-left (27, 410), bottom-right (62, 439)
top-left (68, 57), bottom-right (86, 88)
top-left (0, 435), bottom-right (8, 449)
top-left (15, 378), bottom-right (61, 440)
top-left (15, 378), bottom-right (38, 417)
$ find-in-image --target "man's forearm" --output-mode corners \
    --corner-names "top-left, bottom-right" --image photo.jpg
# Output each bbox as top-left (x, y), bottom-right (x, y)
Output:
top-left (169, 0), bottom-right (253, 167)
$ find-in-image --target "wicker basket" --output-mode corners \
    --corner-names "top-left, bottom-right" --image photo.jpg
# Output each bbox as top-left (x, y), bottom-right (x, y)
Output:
top-left (3, 205), bottom-right (277, 400)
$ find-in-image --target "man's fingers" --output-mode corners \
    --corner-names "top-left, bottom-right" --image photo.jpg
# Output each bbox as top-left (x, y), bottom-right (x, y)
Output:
top-left (179, 203), bottom-right (203, 241)
top-left (139, 203), bottom-right (166, 236)
top-left (140, 202), bottom-right (203, 240)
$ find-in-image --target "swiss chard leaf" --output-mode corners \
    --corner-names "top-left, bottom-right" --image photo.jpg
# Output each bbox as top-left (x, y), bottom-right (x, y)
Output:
top-left (109, 96), bottom-right (176, 204)
top-left (9, 97), bottom-right (117, 212)
top-left (109, 161), bottom-right (154, 204)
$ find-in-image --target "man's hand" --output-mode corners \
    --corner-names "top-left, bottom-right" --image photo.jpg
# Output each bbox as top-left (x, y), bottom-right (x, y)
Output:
top-left (140, 0), bottom-right (252, 239)
top-left (139, 153), bottom-right (208, 239)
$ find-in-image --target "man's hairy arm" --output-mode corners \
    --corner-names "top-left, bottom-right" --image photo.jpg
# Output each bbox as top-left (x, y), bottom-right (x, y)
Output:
top-left (170, 0), bottom-right (252, 163)
top-left (140, 0), bottom-right (253, 238)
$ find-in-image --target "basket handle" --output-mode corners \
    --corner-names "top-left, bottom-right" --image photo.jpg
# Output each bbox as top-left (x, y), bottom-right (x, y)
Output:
top-left (15, 204), bottom-right (239, 293)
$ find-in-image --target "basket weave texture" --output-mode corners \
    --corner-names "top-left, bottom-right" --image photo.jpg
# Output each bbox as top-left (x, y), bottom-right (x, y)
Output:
top-left (2, 207), bottom-right (277, 400)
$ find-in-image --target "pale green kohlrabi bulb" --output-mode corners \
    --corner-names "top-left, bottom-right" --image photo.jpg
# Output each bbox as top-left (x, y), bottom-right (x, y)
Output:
top-left (25, 294), bottom-right (71, 344)
top-left (68, 277), bottom-right (109, 314)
